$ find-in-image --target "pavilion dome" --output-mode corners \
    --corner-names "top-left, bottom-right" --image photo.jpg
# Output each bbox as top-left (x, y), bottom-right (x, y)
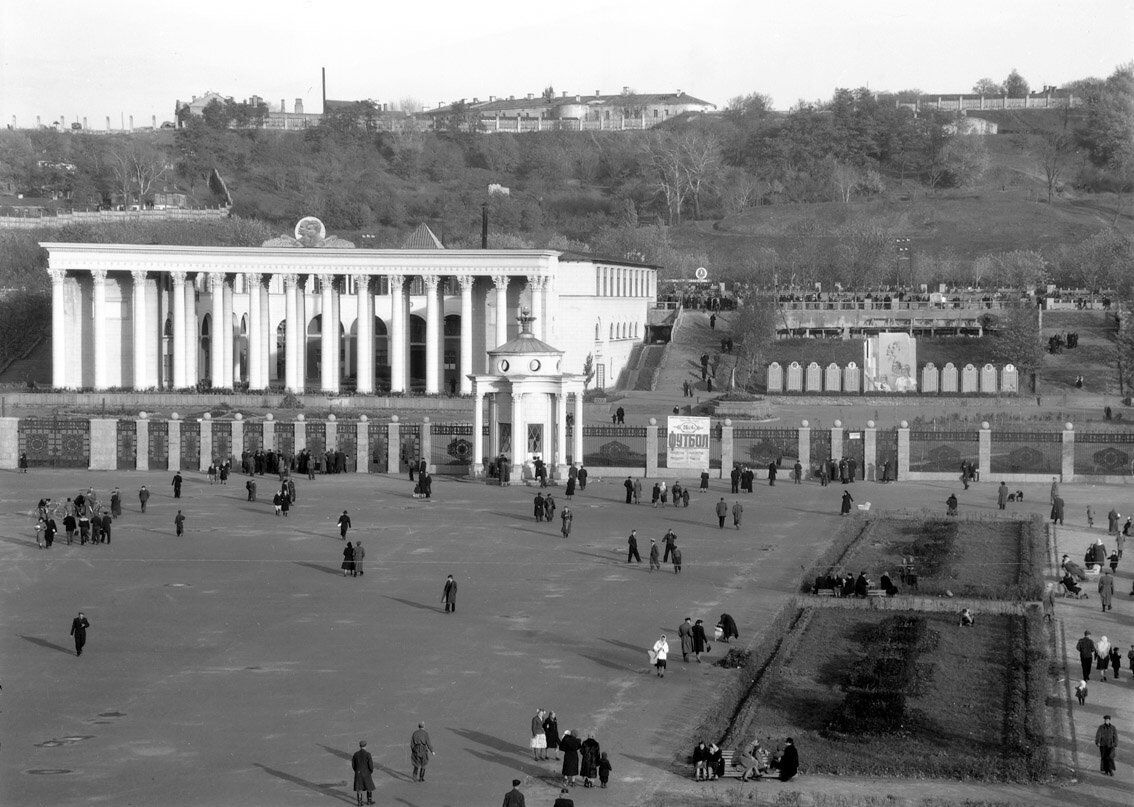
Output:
top-left (487, 312), bottom-right (564, 376)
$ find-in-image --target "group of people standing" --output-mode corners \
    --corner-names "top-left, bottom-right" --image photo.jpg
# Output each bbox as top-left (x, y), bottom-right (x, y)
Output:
top-left (528, 709), bottom-right (611, 790)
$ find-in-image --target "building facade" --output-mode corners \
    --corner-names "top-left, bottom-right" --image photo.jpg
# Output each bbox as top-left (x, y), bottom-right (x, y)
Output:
top-left (42, 221), bottom-right (656, 395)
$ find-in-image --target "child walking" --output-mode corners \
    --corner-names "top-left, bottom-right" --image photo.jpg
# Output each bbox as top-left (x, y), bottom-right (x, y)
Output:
top-left (598, 751), bottom-right (612, 788)
top-left (1075, 679), bottom-right (1088, 705)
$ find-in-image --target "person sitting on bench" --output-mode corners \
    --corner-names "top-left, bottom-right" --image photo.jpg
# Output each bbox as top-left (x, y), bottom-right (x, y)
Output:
top-left (1061, 572), bottom-right (1084, 597)
top-left (946, 493), bottom-right (959, 516)
top-left (879, 571), bottom-right (899, 596)
top-left (853, 571), bottom-right (870, 598)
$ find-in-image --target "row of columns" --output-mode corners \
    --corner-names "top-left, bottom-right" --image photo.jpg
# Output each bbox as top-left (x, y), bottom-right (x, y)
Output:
top-left (52, 269), bottom-right (547, 393)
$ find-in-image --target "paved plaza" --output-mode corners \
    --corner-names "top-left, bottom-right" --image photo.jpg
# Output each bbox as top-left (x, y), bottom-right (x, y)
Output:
top-left (1, 467), bottom-right (1131, 806)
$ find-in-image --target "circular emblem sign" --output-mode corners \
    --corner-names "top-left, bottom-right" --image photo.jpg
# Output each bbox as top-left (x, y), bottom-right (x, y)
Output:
top-left (694, 267), bottom-right (708, 281)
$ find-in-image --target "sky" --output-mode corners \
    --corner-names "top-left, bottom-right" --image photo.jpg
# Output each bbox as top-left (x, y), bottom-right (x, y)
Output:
top-left (1, 0), bottom-right (1131, 128)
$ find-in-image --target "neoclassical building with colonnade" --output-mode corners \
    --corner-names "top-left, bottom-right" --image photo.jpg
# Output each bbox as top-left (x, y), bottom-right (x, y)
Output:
top-left (42, 219), bottom-right (657, 395)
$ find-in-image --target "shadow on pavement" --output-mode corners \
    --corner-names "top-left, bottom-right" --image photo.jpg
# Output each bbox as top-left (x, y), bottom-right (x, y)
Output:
top-left (19, 634), bottom-right (74, 656)
top-left (252, 762), bottom-right (354, 803)
top-left (448, 727), bottom-right (526, 755)
top-left (294, 561), bottom-right (346, 577)
top-left (383, 595), bottom-right (443, 614)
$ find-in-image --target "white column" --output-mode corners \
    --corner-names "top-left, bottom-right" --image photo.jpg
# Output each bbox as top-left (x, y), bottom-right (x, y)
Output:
top-left (512, 391), bottom-right (526, 473)
top-left (472, 390), bottom-right (485, 473)
top-left (284, 273), bottom-right (299, 391)
top-left (222, 276), bottom-right (234, 386)
top-left (492, 274), bottom-right (509, 347)
top-left (259, 278), bottom-right (271, 387)
top-left (209, 274), bottom-right (225, 387)
top-left (389, 273), bottom-right (406, 393)
top-left (573, 390), bottom-right (584, 464)
top-left (131, 269), bottom-right (148, 389)
top-left (555, 391), bottom-right (568, 474)
top-left (296, 279), bottom-right (307, 390)
top-left (320, 276), bottom-right (337, 392)
top-left (91, 269), bottom-right (108, 390)
top-left (171, 271), bottom-right (187, 388)
top-left (527, 275), bottom-right (545, 338)
top-left (424, 276), bottom-right (441, 394)
top-left (355, 274), bottom-right (374, 394)
top-left (184, 276), bottom-right (198, 387)
top-left (246, 273), bottom-right (264, 390)
top-left (49, 269), bottom-right (68, 388)
top-left (459, 275), bottom-right (474, 394)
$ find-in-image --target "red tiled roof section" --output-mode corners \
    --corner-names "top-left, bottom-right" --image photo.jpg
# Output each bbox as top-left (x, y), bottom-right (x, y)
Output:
top-left (402, 223), bottom-right (445, 250)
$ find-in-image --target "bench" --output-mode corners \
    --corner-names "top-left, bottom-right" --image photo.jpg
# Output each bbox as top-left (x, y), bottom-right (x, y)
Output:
top-left (815, 588), bottom-right (836, 597)
top-left (866, 588), bottom-right (888, 598)
top-left (719, 750), bottom-right (744, 778)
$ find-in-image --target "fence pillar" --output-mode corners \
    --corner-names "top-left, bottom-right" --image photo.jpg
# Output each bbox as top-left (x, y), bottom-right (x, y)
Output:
top-left (89, 419), bottom-right (117, 471)
top-left (231, 416), bottom-right (243, 466)
top-left (199, 417), bottom-right (213, 472)
top-left (356, 418), bottom-right (369, 473)
top-left (136, 417), bottom-right (149, 472)
top-left (326, 417), bottom-right (338, 451)
top-left (168, 418), bottom-right (182, 471)
top-left (293, 417), bottom-right (306, 455)
top-left (1062, 422), bottom-right (1074, 482)
top-left (0, 416), bottom-right (19, 469)
top-left (798, 422), bottom-right (810, 474)
top-left (422, 418), bottom-right (433, 473)
top-left (831, 421), bottom-right (844, 461)
top-left (897, 421), bottom-right (910, 478)
top-left (864, 421), bottom-right (877, 481)
top-left (646, 418), bottom-right (659, 477)
top-left (387, 417), bottom-right (401, 474)
top-left (978, 421), bottom-right (992, 480)
top-left (720, 419), bottom-right (734, 478)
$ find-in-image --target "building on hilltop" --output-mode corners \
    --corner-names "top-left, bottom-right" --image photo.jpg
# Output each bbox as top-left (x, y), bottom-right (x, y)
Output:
top-left (893, 90), bottom-right (1081, 113)
top-left (425, 88), bottom-right (716, 132)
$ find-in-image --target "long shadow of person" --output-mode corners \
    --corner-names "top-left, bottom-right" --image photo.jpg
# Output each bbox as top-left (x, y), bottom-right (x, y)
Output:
top-left (252, 762), bottom-right (354, 804)
top-left (19, 634), bottom-right (75, 656)
top-left (317, 745), bottom-right (413, 783)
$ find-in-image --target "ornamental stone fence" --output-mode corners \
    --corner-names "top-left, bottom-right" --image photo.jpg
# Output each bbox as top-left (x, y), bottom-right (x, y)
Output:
top-left (766, 361), bottom-right (1019, 395)
top-left (2, 416), bottom-right (1125, 484)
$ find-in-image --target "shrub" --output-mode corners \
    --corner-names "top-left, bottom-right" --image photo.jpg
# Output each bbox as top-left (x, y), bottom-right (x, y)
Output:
top-left (798, 518), bottom-right (872, 593)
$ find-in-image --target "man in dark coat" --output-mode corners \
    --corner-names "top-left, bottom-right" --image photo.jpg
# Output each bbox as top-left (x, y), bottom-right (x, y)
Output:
top-left (352, 741), bottom-right (376, 806)
top-left (442, 575), bottom-right (458, 613)
top-left (700, 471), bottom-right (710, 490)
top-left (1095, 715), bottom-right (1118, 776)
top-left (730, 466), bottom-right (740, 494)
top-left (840, 490), bottom-right (854, 515)
top-left (577, 466), bottom-right (588, 490)
top-left (649, 539), bottom-right (660, 572)
top-left (1077, 630), bottom-right (1097, 680)
top-left (715, 498), bottom-right (728, 528)
top-left (338, 510), bottom-right (352, 540)
top-left (626, 530), bottom-right (642, 563)
top-left (503, 779), bottom-right (526, 807)
top-left (138, 485), bottom-right (150, 513)
top-left (767, 461), bottom-right (777, 486)
top-left (662, 529), bottom-right (677, 563)
top-left (559, 730), bottom-right (582, 787)
top-left (623, 476), bottom-right (634, 504)
top-left (70, 611), bottom-right (90, 656)
top-left (534, 493), bottom-right (546, 522)
top-left (776, 738), bottom-right (799, 781)
top-left (997, 482), bottom-right (1008, 510)
top-left (171, 471), bottom-right (182, 498)
top-left (410, 722), bottom-right (434, 782)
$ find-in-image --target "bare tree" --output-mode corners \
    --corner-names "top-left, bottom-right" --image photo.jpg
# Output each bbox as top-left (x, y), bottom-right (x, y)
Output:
top-left (105, 136), bottom-right (170, 206)
top-left (1036, 130), bottom-right (1074, 202)
top-left (679, 131), bottom-right (722, 219)
top-left (731, 298), bottom-right (781, 391)
top-left (397, 96), bottom-right (423, 114)
top-left (830, 160), bottom-right (862, 203)
top-left (643, 132), bottom-right (687, 225)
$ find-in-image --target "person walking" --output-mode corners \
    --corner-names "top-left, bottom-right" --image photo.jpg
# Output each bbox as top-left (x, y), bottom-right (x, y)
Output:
top-left (650, 634), bottom-right (669, 677)
top-left (530, 709), bottom-right (548, 761)
top-left (559, 730), bottom-right (582, 788)
top-left (352, 741), bottom-right (376, 806)
top-left (997, 482), bottom-right (1008, 510)
top-left (627, 530), bottom-right (642, 563)
top-left (70, 611), bottom-right (90, 656)
top-left (342, 542), bottom-right (356, 577)
top-left (732, 500), bottom-right (743, 530)
top-left (672, 544), bottom-right (682, 574)
top-left (560, 506), bottom-right (573, 539)
top-left (1098, 568), bottom-right (1115, 612)
top-left (623, 477), bottom-right (634, 504)
top-left (649, 539), bottom-right (660, 572)
top-left (692, 619), bottom-right (708, 662)
top-left (1077, 631), bottom-right (1097, 680)
top-left (577, 466), bottom-right (588, 490)
top-left (1050, 477), bottom-right (1059, 504)
top-left (793, 461), bottom-right (803, 484)
top-left (410, 722), bottom-right (434, 782)
top-left (1108, 507), bottom-right (1120, 534)
top-left (1095, 715), bottom-right (1118, 776)
top-left (840, 489), bottom-right (854, 515)
top-left (662, 529), bottom-right (677, 563)
top-left (767, 461), bottom-right (777, 486)
top-left (353, 540), bottom-right (365, 576)
top-left (544, 711), bottom-right (561, 760)
top-left (633, 477), bottom-right (642, 504)
top-left (110, 488), bottom-right (122, 518)
top-left (172, 471), bottom-right (182, 499)
top-left (1087, 505), bottom-right (1095, 528)
top-left (1051, 495), bottom-right (1065, 525)
top-left (1096, 635), bottom-right (1112, 680)
top-left (337, 510), bottom-right (352, 540)
top-left (715, 498), bottom-right (728, 529)
top-left (138, 485), bottom-right (150, 513)
top-left (174, 510), bottom-right (185, 536)
top-left (442, 575), bottom-right (458, 613)
top-left (598, 751), bottom-right (612, 788)
top-left (502, 779), bottom-right (526, 807)
top-left (777, 738), bottom-right (799, 781)
top-left (246, 478), bottom-right (257, 502)
top-left (534, 492), bottom-right (546, 523)
top-left (678, 617), bottom-right (694, 662)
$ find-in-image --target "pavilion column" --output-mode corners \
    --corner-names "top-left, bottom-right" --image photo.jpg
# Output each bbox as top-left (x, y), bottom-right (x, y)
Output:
top-left (130, 269), bottom-right (148, 389)
top-left (49, 269), bottom-right (69, 388)
top-left (284, 273), bottom-right (299, 391)
top-left (222, 276), bottom-right (234, 386)
top-left (296, 279), bottom-right (307, 389)
top-left (184, 276), bottom-right (198, 387)
top-left (389, 274), bottom-right (407, 393)
top-left (259, 277), bottom-right (271, 387)
top-left (246, 273), bottom-right (264, 390)
top-left (320, 276), bottom-right (338, 393)
top-left (171, 271), bottom-right (187, 388)
top-left (492, 274), bottom-right (509, 348)
top-left (458, 274), bottom-right (474, 394)
top-left (424, 275), bottom-right (441, 394)
top-left (209, 274), bottom-right (225, 388)
top-left (355, 274), bottom-right (374, 394)
top-left (91, 269), bottom-right (108, 390)
top-left (512, 390), bottom-right (526, 476)
top-left (528, 275), bottom-right (546, 339)
top-left (573, 390), bottom-right (584, 466)
top-left (472, 389), bottom-right (485, 475)
top-left (555, 391), bottom-right (568, 477)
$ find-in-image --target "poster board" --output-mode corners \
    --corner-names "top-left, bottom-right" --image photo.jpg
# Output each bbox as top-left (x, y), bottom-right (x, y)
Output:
top-left (667, 416), bottom-right (711, 469)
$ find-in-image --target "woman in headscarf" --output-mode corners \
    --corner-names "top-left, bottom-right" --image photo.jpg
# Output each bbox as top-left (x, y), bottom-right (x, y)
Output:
top-left (580, 734), bottom-right (601, 787)
top-left (341, 541), bottom-right (355, 577)
top-left (717, 613), bottom-right (739, 643)
top-left (1095, 636), bottom-right (1111, 680)
top-left (840, 489), bottom-right (854, 515)
top-left (692, 619), bottom-right (708, 662)
top-left (559, 729), bottom-right (581, 788)
top-left (543, 710), bottom-right (560, 760)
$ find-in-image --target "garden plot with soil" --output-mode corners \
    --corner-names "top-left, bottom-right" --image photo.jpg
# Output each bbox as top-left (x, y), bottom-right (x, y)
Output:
top-left (725, 608), bottom-right (1048, 783)
top-left (830, 516), bottom-right (1045, 601)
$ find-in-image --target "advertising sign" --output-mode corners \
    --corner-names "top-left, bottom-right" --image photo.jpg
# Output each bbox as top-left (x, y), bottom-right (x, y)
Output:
top-left (667, 416), bottom-right (711, 469)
